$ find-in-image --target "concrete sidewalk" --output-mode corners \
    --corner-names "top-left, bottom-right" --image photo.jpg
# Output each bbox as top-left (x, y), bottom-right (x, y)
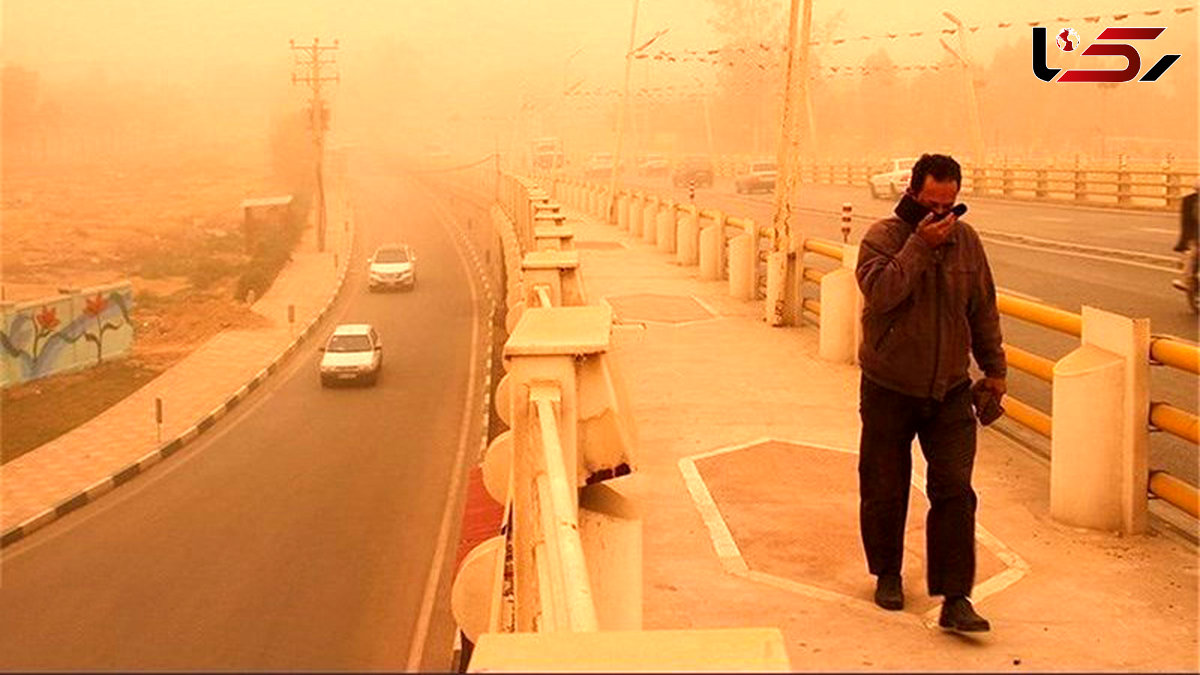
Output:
top-left (1, 177), bottom-right (356, 547)
top-left (562, 208), bottom-right (1198, 671)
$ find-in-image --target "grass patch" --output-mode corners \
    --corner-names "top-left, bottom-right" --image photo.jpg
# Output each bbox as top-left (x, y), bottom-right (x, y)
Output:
top-left (1, 359), bottom-right (162, 464)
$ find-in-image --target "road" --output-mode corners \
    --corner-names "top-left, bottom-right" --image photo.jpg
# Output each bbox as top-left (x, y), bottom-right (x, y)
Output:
top-left (616, 174), bottom-right (1198, 484)
top-left (0, 172), bottom-right (488, 670)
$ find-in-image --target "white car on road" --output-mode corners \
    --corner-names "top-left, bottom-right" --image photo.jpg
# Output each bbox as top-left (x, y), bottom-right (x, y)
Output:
top-left (868, 157), bottom-right (919, 199)
top-left (368, 244), bottom-right (417, 291)
top-left (319, 324), bottom-right (383, 386)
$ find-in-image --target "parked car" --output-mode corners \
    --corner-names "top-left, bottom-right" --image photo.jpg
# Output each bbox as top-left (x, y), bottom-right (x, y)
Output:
top-left (584, 152), bottom-right (616, 178)
top-left (319, 324), bottom-right (383, 386)
top-left (638, 153), bottom-right (670, 177)
top-left (734, 160), bottom-right (778, 194)
top-left (672, 155), bottom-right (714, 188)
top-left (868, 157), bottom-right (919, 199)
top-left (368, 244), bottom-right (416, 291)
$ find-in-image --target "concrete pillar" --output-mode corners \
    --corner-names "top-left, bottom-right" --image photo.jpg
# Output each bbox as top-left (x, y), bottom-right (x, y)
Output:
top-left (617, 193), bottom-right (630, 231)
top-left (818, 268), bottom-right (858, 363)
top-left (631, 193), bottom-right (644, 237)
top-left (709, 211), bottom-right (726, 279)
top-left (656, 203), bottom-right (676, 254)
top-left (728, 235), bottom-right (754, 300)
top-left (1051, 306), bottom-right (1150, 533)
top-left (642, 198), bottom-right (658, 245)
top-left (699, 226), bottom-right (720, 280)
top-left (676, 208), bottom-right (699, 266)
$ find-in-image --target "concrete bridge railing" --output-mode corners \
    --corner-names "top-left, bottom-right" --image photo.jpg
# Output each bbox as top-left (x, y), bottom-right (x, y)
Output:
top-left (450, 172), bottom-right (791, 671)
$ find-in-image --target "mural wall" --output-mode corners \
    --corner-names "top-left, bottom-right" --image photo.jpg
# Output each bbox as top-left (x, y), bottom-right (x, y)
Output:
top-left (1, 281), bottom-right (135, 388)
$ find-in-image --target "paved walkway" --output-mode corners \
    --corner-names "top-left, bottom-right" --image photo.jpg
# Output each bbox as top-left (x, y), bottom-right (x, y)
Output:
top-left (561, 207), bottom-right (1198, 671)
top-left (2, 174), bottom-right (355, 544)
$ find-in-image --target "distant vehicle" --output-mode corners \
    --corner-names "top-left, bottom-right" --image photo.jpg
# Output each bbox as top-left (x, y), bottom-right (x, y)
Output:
top-left (319, 324), bottom-right (383, 386)
top-left (584, 152), bottom-right (616, 178)
top-left (672, 155), bottom-right (714, 188)
top-left (367, 244), bottom-right (417, 292)
top-left (868, 157), bottom-right (919, 199)
top-left (638, 153), bottom-right (670, 176)
top-left (735, 160), bottom-right (778, 194)
top-left (530, 137), bottom-right (565, 170)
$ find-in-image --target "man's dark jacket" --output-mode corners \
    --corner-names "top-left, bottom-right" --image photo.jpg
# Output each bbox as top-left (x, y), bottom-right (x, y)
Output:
top-left (856, 214), bottom-right (1006, 400)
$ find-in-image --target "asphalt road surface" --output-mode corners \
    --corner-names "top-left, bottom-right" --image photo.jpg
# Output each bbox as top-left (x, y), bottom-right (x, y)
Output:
top-left (619, 174), bottom-right (1198, 484)
top-left (0, 172), bottom-right (487, 670)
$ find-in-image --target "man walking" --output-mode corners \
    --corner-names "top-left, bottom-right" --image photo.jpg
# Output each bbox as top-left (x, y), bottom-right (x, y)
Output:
top-left (855, 154), bottom-right (1006, 633)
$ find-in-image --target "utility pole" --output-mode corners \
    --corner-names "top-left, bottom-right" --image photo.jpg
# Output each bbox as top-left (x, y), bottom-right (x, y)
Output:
top-left (941, 12), bottom-right (985, 168)
top-left (767, 0), bottom-right (813, 326)
top-left (290, 37), bottom-right (339, 253)
top-left (608, 3), bottom-right (667, 224)
top-left (609, 0), bottom-right (641, 224)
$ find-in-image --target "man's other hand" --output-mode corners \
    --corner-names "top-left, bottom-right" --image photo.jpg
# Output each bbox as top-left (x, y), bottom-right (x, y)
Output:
top-left (981, 376), bottom-right (1007, 404)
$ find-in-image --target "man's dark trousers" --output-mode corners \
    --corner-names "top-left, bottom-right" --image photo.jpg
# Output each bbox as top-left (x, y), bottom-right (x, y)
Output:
top-left (858, 374), bottom-right (978, 597)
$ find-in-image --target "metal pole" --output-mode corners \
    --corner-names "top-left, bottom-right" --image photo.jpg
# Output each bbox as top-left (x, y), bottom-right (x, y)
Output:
top-left (608, 0), bottom-right (640, 224)
top-left (944, 12), bottom-right (986, 166)
top-left (768, 0), bottom-right (812, 327)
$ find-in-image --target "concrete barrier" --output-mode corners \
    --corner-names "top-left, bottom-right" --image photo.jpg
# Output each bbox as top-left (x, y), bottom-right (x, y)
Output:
top-left (656, 203), bottom-right (676, 254)
top-left (729, 235), bottom-right (755, 300)
top-left (1051, 306), bottom-right (1150, 533)
top-left (677, 207), bottom-right (699, 266)
top-left (642, 197), bottom-right (658, 246)
top-left (699, 226), bottom-right (720, 281)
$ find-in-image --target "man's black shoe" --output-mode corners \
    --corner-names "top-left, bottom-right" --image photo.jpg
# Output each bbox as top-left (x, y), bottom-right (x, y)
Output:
top-left (938, 596), bottom-right (991, 632)
top-left (873, 574), bottom-right (904, 610)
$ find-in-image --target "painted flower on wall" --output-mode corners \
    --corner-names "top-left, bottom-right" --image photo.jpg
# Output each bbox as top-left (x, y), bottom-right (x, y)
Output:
top-left (84, 293), bottom-right (108, 317)
top-left (33, 305), bottom-right (62, 360)
top-left (35, 306), bottom-right (60, 332)
top-left (82, 292), bottom-right (124, 363)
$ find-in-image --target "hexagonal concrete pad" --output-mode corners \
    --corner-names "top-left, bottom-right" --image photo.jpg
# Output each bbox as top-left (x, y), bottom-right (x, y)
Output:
top-left (606, 293), bottom-right (715, 325)
top-left (688, 439), bottom-right (1011, 615)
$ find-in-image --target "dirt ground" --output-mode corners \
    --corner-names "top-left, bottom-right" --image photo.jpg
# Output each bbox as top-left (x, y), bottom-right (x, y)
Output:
top-left (2, 154), bottom-right (289, 463)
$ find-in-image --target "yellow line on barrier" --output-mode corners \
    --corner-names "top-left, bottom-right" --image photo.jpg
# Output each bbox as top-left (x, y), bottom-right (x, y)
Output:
top-left (1003, 396), bottom-right (1052, 438)
top-left (802, 298), bottom-right (821, 316)
top-left (1004, 344), bottom-right (1055, 383)
top-left (727, 216), bottom-right (754, 231)
top-left (803, 238), bottom-right (844, 261)
top-left (802, 268), bottom-right (825, 284)
top-left (1150, 402), bottom-right (1199, 445)
top-left (1150, 337), bottom-right (1200, 375)
top-left (1149, 471), bottom-right (1199, 519)
top-left (996, 294), bottom-right (1082, 337)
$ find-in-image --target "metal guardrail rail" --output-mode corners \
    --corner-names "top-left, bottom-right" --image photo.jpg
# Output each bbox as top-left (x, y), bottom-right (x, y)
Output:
top-left (795, 234), bottom-right (1196, 518)
top-left (563, 176), bottom-right (1197, 520)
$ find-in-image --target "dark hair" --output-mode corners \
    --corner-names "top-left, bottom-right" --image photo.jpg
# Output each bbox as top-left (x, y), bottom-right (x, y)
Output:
top-left (908, 154), bottom-right (961, 194)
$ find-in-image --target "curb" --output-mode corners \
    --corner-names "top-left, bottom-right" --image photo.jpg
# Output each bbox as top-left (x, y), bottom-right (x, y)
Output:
top-left (1, 199), bottom-right (358, 550)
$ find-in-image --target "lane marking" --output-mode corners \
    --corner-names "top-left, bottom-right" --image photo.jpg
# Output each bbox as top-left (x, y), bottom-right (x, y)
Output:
top-left (984, 237), bottom-right (1178, 273)
top-left (406, 184), bottom-right (484, 673)
top-left (1137, 227), bottom-right (1177, 235)
top-left (996, 287), bottom-right (1044, 303)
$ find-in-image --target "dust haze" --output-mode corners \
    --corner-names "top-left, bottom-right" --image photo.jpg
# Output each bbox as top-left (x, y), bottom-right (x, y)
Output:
top-left (3, 0), bottom-right (1197, 175)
